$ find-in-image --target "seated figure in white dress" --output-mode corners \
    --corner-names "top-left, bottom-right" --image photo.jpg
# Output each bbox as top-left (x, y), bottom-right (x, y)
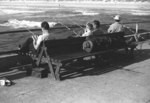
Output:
top-left (82, 23), bottom-right (93, 37)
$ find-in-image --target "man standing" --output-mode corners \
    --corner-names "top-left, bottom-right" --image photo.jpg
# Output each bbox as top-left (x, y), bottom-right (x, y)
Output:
top-left (108, 15), bottom-right (124, 33)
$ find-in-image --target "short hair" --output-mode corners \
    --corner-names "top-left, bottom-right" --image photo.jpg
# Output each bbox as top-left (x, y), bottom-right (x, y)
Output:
top-left (86, 23), bottom-right (93, 31)
top-left (41, 21), bottom-right (50, 30)
top-left (115, 20), bottom-right (120, 22)
top-left (93, 20), bottom-right (100, 28)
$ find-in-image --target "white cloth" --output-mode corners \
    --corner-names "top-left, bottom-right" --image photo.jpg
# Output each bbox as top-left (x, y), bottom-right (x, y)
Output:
top-left (108, 22), bottom-right (124, 33)
top-left (82, 29), bottom-right (92, 37)
top-left (33, 32), bottom-right (50, 49)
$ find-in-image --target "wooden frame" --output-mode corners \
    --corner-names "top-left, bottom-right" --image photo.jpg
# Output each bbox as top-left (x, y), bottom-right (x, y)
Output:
top-left (16, 31), bottom-right (150, 81)
top-left (35, 36), bottom-right (130, 80)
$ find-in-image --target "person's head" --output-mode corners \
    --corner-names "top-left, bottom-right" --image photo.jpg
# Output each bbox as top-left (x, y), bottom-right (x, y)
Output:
top-left (41, 21), bottom-right (50, 31)
top-left (114, 15), bottom-right (121, 22)
top-left (86, 23), bottom-right (93, 31)
top-left (92, 20), bottom-right (100, 29)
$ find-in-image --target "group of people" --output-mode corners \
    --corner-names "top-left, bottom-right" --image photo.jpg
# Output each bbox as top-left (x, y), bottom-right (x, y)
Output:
top-left (82, 20), bottom-right (104, 37)
top-left (82, 15), bottom-right (124, 37)
top-left (20, 15), bottom-right (124, 53)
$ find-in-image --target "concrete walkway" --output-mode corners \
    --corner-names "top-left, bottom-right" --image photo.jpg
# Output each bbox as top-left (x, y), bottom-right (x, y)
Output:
top-left (0, 44), bottom-right (150, 103)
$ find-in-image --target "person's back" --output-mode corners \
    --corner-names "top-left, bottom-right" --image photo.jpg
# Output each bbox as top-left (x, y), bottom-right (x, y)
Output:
top-left (108, 15), bottom-right (124, 33)
top-left (92, 20), bottom-right (104, 36)
top-left (20, 21), bottom-right (52, 53)
top-left (33, 21), bottom-right (51, 50)
top-left (92, 28), bottom-right (104, 36)
top-left (108, 22), bottom-right (123, 33)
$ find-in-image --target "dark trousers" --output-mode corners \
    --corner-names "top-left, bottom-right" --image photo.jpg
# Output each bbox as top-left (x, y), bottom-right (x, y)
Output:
top-left (20, 37), bottom-right (36, 54)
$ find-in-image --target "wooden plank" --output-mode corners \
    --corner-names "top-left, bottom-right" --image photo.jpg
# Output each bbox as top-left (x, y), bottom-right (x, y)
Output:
top-left (133, 39), bottom-right (150, 45)
top-left (50, 48), bottom-right (123, 63)
top-left (124, 32), bottom-right (150, 37)
top-left (44, 47), bottom-right (56, 80)
top-left (0, 69), bottom-right (27, 80)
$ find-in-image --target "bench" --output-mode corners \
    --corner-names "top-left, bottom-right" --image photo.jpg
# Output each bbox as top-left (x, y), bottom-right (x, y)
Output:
top-left (33, 32), bottom-right (133, 80)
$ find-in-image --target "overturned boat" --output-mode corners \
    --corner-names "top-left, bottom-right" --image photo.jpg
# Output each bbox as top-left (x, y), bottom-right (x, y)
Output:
top-left (0, 22), bottom-right (150, 80)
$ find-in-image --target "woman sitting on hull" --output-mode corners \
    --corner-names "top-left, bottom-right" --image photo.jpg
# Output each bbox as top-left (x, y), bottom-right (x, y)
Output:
top-left (82, 22), bottom-right (94, 37)
top-left (20, 21), bottom-right (53, 54)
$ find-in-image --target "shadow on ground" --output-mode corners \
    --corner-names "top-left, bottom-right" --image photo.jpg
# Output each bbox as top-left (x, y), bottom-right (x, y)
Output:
top-left (60, 49), bottom-right (150, 80)
top-left (0, 54), bottom-right (32, 80)
top-left (0, 48), bottom-right (150, 81)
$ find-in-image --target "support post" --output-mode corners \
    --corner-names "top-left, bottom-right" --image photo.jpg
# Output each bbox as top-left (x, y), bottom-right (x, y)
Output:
top-left (55, 63), bottom-right (62, 81)
top-left (36, 46), bottom-right (44, 66)
top-left (44, 47), bottom-right (56, 80)
top-left (134, 23), bottom-right (139, 42)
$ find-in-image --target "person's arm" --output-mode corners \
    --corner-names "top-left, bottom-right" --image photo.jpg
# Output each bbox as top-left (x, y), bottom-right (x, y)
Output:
top-left (33, 35), bottom-right (42, 50)
top-left (32, 34), bottom-right (38, 41)
top-left (108, 26), bottom-right (112, 33)
top-left (107, 24), bottom-right (114, 33)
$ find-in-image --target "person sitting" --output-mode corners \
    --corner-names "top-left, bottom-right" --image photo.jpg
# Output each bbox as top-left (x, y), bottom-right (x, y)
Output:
top-left (92, 20), bottom-right (105, 36)
top-left (19, 21), bottom-right (53, 54)
top-left (82, 23), bottom-right (93, 37)
top-left (108, 15), bottom-right (124, 33)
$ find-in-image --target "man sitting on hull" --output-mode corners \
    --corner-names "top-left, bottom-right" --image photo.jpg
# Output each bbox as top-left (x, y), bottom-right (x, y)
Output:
top-left (19, 21), bottom-right (54, 54)
top-left (92, 20), bottom-right (105, 36)
top-left (108, 15), bottom-right (124, 33)
top-left (86, 20), bottom-right (104, 40)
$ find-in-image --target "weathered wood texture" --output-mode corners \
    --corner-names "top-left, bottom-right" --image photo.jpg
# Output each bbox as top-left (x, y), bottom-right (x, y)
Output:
top-left (37, 32), bottom-right (131, 80)
top-left (83, 32), bottom-right (127, 53)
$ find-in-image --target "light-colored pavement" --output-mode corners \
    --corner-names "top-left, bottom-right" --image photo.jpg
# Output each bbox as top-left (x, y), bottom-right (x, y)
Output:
top-left (0, 43), bottom-right (150, 103)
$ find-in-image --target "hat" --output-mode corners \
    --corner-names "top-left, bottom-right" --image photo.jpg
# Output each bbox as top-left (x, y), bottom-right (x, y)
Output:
top-left (114, 15), bottom-right (121, 20)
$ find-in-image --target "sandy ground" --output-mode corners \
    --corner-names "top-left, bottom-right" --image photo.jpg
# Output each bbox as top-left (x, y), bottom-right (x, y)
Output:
top-left (0, 43), bottom-right (150, 103)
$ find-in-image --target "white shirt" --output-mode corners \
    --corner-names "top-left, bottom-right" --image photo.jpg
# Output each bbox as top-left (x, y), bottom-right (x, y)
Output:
top-left (108, 22), bottom-right (124, 33)
top-left (33, 32), bottom-right (50, 50)
top-left (82, 29), bottom-right (92, 37)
